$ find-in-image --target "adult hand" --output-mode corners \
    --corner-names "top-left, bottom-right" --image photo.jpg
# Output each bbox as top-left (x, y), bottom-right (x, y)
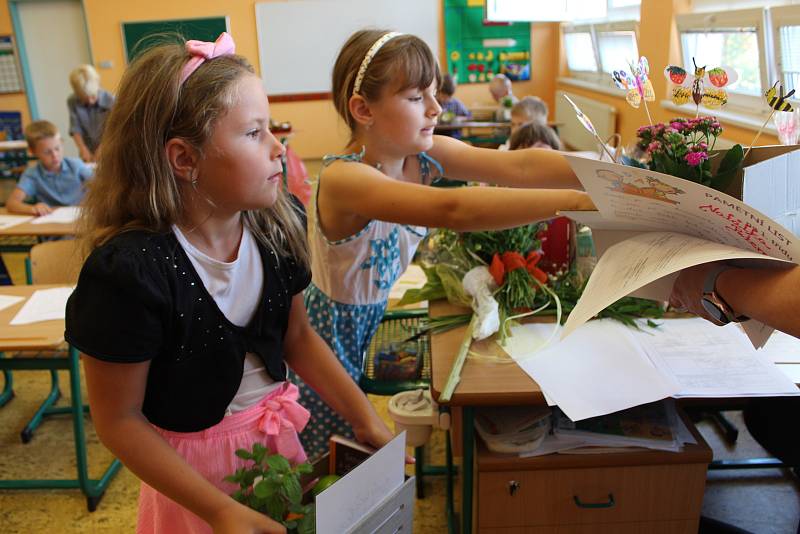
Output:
top-left (574, 191), bottom-right (596, 211)
top-left (669, 262), bottom-right (720, 322)
top-left (79, 146), bottom-right (94, 163)
top-left (354, 417), bottom-right (415, 464)
top-left (31, 202), bottom-right (53, 216)
top-left (210, 500), bottom-right (286, 534)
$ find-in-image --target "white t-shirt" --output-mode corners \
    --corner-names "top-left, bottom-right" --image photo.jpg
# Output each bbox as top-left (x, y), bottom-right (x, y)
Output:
top-left (173, 224), bottom-right (281, 414)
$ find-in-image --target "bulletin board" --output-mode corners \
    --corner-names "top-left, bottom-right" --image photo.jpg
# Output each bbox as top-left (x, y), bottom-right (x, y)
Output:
top-left (121, 17), bottom-right (229, 63)
top-left (0, 36), bottom-right (23, 93)
top-left (444, 0), bottom-right (531, 84)
top-left (254, 0), bottom-right (440, 101)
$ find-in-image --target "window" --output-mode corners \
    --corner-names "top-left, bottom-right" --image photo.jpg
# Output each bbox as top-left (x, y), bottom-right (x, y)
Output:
top-left (562, 20), bottom-right (639, 87)
top-left (772, 6), bottom-right (800, 97)
top-left (675, 9), bottom-right (767, 111)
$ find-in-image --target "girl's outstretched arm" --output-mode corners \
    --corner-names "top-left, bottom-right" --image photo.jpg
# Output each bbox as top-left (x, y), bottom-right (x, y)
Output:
top-left (82, 356), bottom-right (286, 533)
top-left (427, 134), bottom-right (582, 189)
top-left (320, 161), bottom-right (594, 236)
top-left (283, 294), bottom-right (398, 453)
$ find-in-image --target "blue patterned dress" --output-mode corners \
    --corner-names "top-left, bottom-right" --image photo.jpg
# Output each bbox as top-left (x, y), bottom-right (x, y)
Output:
top-left (299, 150), bottom-right (442, 458)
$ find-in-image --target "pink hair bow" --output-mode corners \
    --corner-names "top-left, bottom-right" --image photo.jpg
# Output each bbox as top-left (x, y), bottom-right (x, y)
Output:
top-left (179, 32), bottom-right (236, 85)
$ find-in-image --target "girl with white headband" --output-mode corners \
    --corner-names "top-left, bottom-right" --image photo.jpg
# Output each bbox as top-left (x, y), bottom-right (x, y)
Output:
top-left (65, 33), bottom-right (395, 534)
top-left (298, 29), bottom-right (594, 457)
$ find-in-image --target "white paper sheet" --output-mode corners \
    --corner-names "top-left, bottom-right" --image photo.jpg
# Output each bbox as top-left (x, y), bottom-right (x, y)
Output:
top-left (631, 318), bottom-right (799, 397)
top-left (0, 214), bottom-right (33, 230)
top-left (10, 287), bottom-right (74, 325)
top-left (778, 364), bottom-right (800, 384)
top-left (514, 320), bottom-right (679, 421)
top-left (0, 294), bottom-right (24, 312)
top-left (316, 432), bottom-right (406, 534)
top-left (561, 155), bottom-right (800, 348)
top-left (758, 330), bottom-right (800, 363)
top-left (31, 206), bottom-right (80, 225)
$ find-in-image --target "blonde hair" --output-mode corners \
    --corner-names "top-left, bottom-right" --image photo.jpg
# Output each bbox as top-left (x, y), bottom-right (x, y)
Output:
top-left (332, 29), bottom-right (441, 140)
top-left (79, 40), bottom-right (309, 268)
top-left (24, 120), bottom-right (59, 150)
top-left (69, 64), bottom-right (100, 101)
top-left (512, 96), bottom-right (548, 124)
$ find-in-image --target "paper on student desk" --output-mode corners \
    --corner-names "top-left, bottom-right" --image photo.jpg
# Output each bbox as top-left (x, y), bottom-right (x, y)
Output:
top-left (31, 206), bottom-right (80, 224)
top-left (510, 320), bottom-right (678, 421)
top-left (630, 318), bottom-right (800, 397)
top-left (758, 330), bottom-right (800, 364)
top-left (560, 154), bottom-right (800, 348)
top-left (0, 294), bottom-right (24, 312)
top-left (0, 214), bottom-right (33, 230)
top-left (500, 322), bottom-right (561, 405)
top-left (316, 432), bottom-right (405, 534)
top-left (10, 287), bottom-right (74, 325)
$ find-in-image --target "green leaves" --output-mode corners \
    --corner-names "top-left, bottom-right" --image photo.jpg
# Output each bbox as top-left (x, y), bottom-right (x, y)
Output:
top-left (226, 443), bottom-right (317, 533)
top-left (711, 143), bottom-right (744, 192)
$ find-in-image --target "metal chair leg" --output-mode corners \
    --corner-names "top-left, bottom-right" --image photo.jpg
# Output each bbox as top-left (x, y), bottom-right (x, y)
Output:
top-left (67, 347), bottom-right (122, 511)
top-left (20, 369), bottom-right (61, 443)
top-left (0, 368), bottom-right (13, 407)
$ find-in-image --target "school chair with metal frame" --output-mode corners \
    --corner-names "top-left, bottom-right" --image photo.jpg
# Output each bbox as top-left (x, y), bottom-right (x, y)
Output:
top-left (0, 239), bottom-right (121, 511)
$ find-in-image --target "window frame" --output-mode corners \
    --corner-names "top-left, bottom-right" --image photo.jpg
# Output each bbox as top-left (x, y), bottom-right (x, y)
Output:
top-left (674, 8), bottom-right (768, 116)
top-left (770, 5), bottom-right (800, 107)
top-left (562, 20), bottom-right (640, 91)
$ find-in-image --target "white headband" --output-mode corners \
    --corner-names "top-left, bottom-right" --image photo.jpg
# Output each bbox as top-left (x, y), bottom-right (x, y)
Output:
top-left (352, 32), bottom-right (403, 96)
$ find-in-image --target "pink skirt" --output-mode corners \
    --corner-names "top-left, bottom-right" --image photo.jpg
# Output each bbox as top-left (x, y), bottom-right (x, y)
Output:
top-left (136, 382), bottom-right (309, 534)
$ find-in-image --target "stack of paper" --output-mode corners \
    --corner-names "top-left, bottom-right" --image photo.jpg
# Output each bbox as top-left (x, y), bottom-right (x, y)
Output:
top-left (504, 318), bottom-right (799, 422)
top-left (0, 214), bottom-right (33, 230)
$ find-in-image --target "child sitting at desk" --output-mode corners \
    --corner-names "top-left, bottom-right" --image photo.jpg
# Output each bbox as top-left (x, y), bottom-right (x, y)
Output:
top-left (436, 73), bottom-right (471, 139)
top-left (488, 73), bottom-right (517, 122)
top-left (499, 96), bottom-right (550, 150)
top-left (509, 120), bottom-right (563, 151)
top-left (6, 120), bottom-right (93, 216)
top-left (67, 64), bottom-right (115, 162)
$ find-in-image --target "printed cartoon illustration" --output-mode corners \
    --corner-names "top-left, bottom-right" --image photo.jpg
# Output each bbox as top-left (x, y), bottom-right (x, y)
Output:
top-left (597, 169), bottom-right (685, 205)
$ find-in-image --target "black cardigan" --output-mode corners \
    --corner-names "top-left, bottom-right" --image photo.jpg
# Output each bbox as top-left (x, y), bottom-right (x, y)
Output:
top-left (65, 230), bottom-right (310, 432)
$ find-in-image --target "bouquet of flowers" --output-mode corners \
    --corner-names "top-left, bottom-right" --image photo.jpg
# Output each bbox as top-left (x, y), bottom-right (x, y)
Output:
top-left (634, 116), bottom-right (743, 191)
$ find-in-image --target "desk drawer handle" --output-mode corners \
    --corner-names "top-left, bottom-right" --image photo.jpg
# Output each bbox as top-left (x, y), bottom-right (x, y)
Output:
top-left (508, 480), bottom-right (520, 496)
top-left (573, 493), bottom-right (615, 509)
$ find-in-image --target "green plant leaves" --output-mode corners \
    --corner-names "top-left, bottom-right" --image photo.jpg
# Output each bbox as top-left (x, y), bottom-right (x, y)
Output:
top-left (711, 143), bottom-right (744, 191)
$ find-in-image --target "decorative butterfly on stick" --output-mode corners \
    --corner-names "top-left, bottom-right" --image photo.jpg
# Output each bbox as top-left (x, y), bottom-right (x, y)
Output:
top-left (664, 58), bottom-right (738, 114)
top-left (612, 56), bottom-right (655, 124)
top-left (745, 81), bottom-right (796, 159)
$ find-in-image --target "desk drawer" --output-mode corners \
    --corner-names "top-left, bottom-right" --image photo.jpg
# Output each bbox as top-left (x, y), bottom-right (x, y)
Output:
top-left (478, 463), bottom-right (706, 528)
top-left (481, 522), bottom-right (697, 534)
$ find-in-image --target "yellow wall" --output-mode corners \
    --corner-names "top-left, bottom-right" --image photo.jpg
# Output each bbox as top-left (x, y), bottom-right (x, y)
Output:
top-left (0, 0), bottom-right (776, 156)
top-left (555, 0), bottom-right (778, 147)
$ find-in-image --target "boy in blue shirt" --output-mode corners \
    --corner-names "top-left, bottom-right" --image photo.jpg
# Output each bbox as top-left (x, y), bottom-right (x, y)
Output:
top-left (6, 120), bottom-right (93, 216)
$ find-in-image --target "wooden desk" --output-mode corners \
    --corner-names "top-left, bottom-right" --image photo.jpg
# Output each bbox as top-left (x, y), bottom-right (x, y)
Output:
top-left (0, 140), bottom-right (27, 152)
top-left (0, 207), bottom-right (76, 237)
top-left (428, 301), bottom-right (800, 533)
top-left (0, 285), bottom-right (121, 510)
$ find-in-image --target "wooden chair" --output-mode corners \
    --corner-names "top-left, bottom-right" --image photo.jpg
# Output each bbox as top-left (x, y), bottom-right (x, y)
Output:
top-left (0, 239), bottom-right (121, 511)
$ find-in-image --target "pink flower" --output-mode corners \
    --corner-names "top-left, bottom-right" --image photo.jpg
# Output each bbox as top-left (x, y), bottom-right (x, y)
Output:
top-left (670, 121), bottom-right (684, 131)
top-left (647, 141), bottom-right (661, 153)
top-left (685, 151), bottom-right (708, 166)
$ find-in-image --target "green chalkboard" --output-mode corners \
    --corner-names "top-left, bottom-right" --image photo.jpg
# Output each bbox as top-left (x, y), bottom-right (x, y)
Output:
top-left (121, 17), bottom-right (229, 63)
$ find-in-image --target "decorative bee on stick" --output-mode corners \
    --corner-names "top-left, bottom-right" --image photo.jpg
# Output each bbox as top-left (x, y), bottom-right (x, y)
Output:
top-left (664, 58), bottom-right (738, 116)
top-left (613, 56), bottom-right (656, 125)
top-left (746, 81), bottom-right (797, 159)
top-left (765, 81), bottom-right (795, 112)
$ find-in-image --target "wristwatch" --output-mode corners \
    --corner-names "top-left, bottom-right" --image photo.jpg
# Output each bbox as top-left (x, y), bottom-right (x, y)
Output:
top-left (701, 265), bottom-right (749, 326)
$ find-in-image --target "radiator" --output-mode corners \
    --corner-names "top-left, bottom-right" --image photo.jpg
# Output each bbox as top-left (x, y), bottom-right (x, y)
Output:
top-left (555, 90), bottom-right (617, 151)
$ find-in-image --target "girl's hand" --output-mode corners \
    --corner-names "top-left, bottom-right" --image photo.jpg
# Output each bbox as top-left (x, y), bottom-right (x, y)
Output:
top-left (210, 500), bottom-right (287, 534)
top-left (573, 191), bottom-right (596, 211)
top-left (32, 202), bottom-right (53, 216)
top-left (354, 418), bottom-right (416, 464)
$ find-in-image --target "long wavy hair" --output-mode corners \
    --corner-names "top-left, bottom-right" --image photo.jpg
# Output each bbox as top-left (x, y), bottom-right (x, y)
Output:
top-left (79, 40), bottom-right (308, 267)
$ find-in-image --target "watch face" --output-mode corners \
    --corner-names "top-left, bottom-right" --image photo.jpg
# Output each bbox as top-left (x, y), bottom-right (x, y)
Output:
top-left (701, 297), bottom-right (729, 326)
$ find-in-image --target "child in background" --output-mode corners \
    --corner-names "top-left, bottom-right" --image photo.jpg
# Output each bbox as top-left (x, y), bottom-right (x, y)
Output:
top-left (436, 73), bottom-right (471, 139)
top-left (509, 121), bottom-right (563, 151)
top-left (65, 33), bottom-right (394, 534)
top-left (67, 64), bottom-right (114, 162)
top-left (488, 73), bottom-right (517, 121)
top-left (299, 29), bottom-right (594, 458)
top-left (499, 96), bottom-right (550, 150)
top-left (6, 120), bottom-right (93, 216)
